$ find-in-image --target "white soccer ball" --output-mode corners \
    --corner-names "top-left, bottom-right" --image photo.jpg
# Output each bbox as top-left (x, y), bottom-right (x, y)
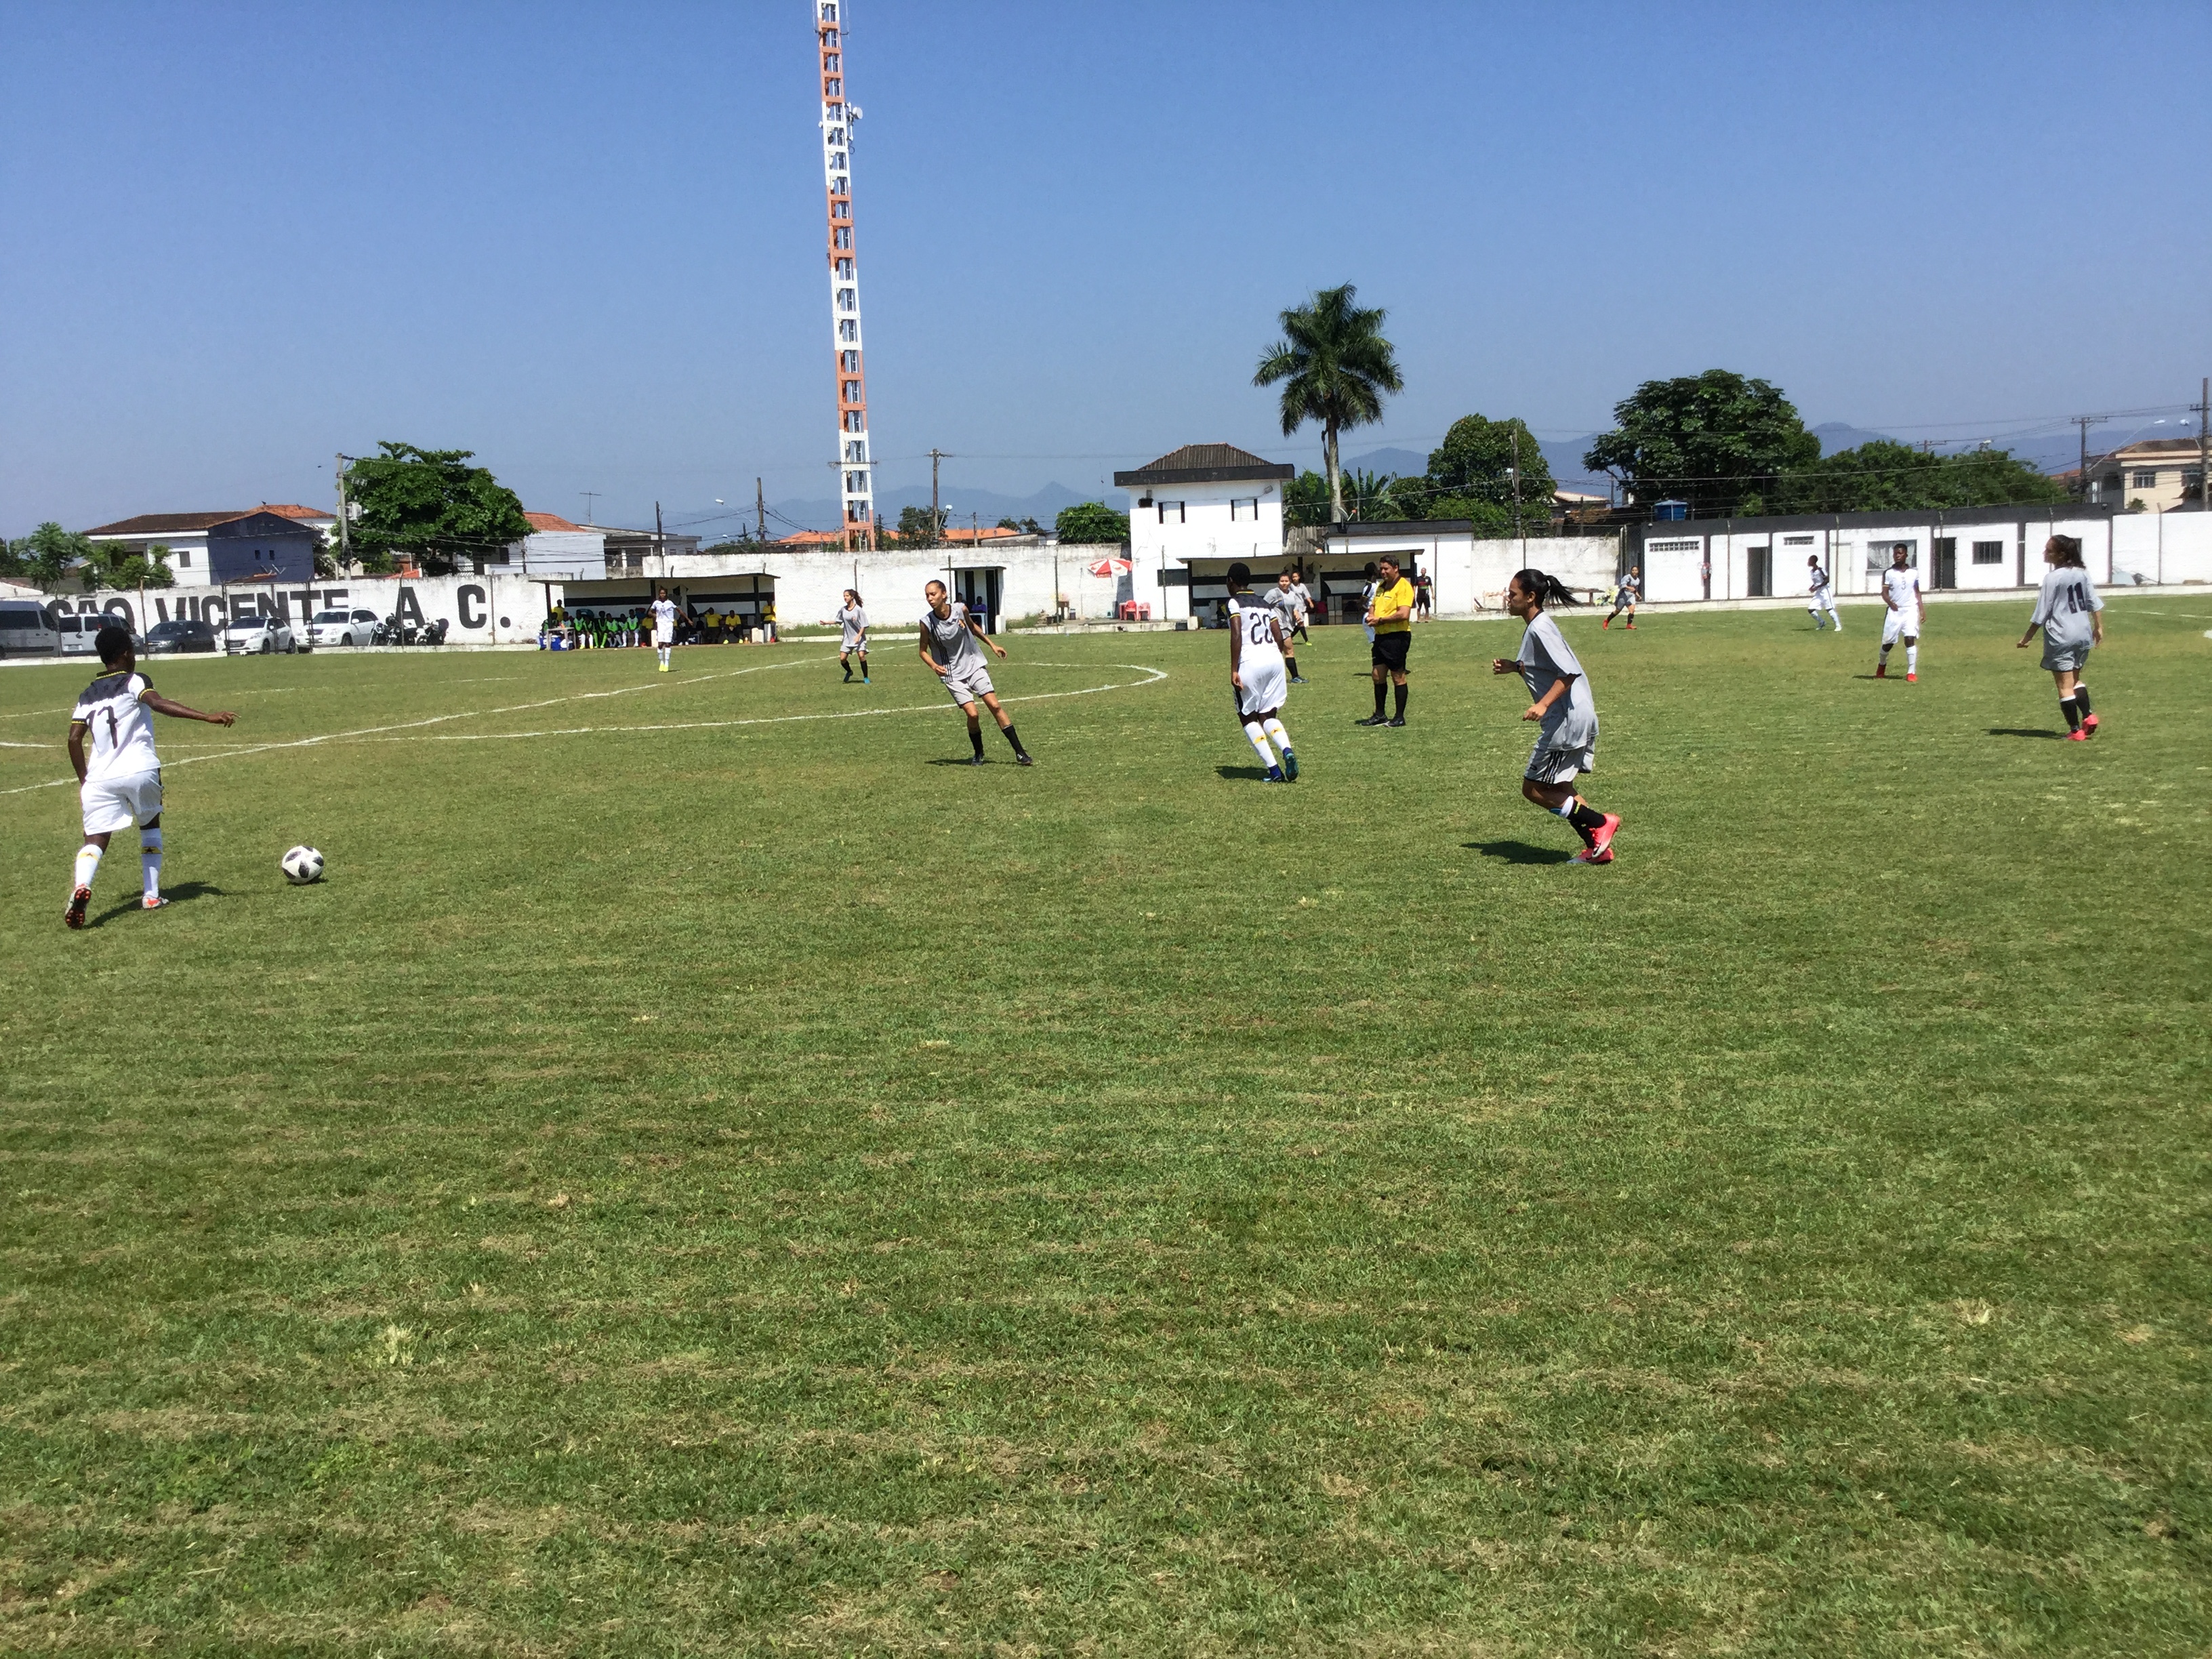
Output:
top-left (282, 845), bottom-right (325, 885)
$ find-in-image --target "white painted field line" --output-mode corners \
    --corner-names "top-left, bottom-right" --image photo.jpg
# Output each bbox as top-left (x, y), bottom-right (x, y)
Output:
top-left (0, 656), bottom-right (824, 798)
top-left (333, 664), bottom-right (1171, 745)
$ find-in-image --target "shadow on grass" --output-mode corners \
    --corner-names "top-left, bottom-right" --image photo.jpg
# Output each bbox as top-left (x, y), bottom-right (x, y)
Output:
top-left (1988, 727), bottom-right (2064, 740)
top-left (89, 881), bottom-right (225, 928)
top-left (1464, 840), bottom-right (1576, 865)
top-left (926, 756), bottom-right (991, 767)
top-left (1216, 765), bottom-right (1270, 781)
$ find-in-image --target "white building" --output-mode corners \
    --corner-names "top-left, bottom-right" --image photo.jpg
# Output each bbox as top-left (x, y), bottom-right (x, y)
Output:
top-left (1114, 444), bottom-right (1293, 622)
top-left (81, 504), bottom-right (335, 589)
top-left (493, 512), bottom-right (607, 579)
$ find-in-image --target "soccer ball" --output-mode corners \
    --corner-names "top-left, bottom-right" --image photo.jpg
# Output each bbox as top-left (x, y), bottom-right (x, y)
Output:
top-left (281, 845), bottom-right (325, 885)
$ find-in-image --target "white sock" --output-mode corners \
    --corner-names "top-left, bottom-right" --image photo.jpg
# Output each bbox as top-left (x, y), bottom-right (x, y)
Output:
top-left (1263, 716), bottom-right (1292, 753)
top-left (1906, 644), bottom-right (1918, 673)
top-left (1552, 795), bottom-right (1580, 819)
top-left (1879, 642), bottom-right (1891, 662)
top-left (1242, 720), bottom-right (1276, 768)
top-left (659, 646), bottom-right (670, 666)
top-left (141, 829), bottom-right (163, 900)
top-left (73, 842), bottom-right (102, 892)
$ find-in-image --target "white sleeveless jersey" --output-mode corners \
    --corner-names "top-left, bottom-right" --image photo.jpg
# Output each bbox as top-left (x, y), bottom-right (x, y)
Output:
top-left (1228, 595), bottom-right (1285, 670)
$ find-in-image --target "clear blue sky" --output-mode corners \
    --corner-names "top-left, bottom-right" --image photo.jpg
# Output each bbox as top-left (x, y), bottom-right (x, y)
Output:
top-left (4, 0), bottom-right (2207, 538)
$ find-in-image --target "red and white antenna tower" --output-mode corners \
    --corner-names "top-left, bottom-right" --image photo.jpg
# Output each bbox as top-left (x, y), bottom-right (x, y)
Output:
top-left (815, 1), bottom-right (873, 551)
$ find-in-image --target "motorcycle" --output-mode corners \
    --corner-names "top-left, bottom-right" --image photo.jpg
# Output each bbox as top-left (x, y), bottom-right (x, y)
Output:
top-left (419, 618), bottom-right (449, 646)
top-left (371, 614), bottom-right (418, 647)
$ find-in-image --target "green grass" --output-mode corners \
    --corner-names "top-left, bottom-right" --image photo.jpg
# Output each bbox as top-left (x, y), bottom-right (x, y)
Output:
top-left (1, 600), bottom-right (2206, 1655)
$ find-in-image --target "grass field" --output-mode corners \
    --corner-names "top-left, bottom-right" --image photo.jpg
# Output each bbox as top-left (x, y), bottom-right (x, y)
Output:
top-left (2, 596), bottom-right (2207, 1655)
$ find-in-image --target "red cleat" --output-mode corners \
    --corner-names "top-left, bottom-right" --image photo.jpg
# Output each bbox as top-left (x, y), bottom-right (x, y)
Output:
top-left (2082, 712), bottom-right (2099, 737)
top-left (1571, 844), bottom-right (1615, 865)
top-left (64, 886), bottom-right (90, 930)
top-left (1906, 672), bottom-right (1917, 682)
top-left (1589, 813), bottom-right (1621, 857)
top-left (2066, 729), bottom-right (2088, 741)
top-left (1875, 664), bottom-right (1887, 678)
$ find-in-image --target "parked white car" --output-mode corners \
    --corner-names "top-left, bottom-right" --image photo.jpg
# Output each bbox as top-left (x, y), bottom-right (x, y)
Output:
top-left (308, 607), bottom-right (380, 648)
top-left (225, 610), bottom-right (298, 655)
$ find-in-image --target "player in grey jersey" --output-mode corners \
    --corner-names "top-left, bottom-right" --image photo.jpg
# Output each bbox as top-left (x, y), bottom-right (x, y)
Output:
top-left (1266, 571), bottom-right (1307, 682)
top-left (2018, 533), bottom-right (2105, 739)
top-left (827, 588), bottom-right (869, 682)
top-left (918, 579), bottom-right (1032, 765)
top-left (1492, 569), bottom-right (1620, 863)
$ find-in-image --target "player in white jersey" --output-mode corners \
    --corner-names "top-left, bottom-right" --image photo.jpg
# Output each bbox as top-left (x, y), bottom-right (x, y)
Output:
top-left (1601, 566), bottom-right (1639, 630)
top-left (1875, 545), bottom-right (1923, 680)
top-left (1492, 569), bottom-right (1620, 864)
top-left (918, 579), bottom-right (1031, 766)
top-left (827, 588), bottom-right (869, 682)
top-left (1806, 555), bottom-right (1841, 630)
top-left (2018, 533), bottom-right (2105, 739)
top-left (650, 586), bottom-right (679, 672)
top-left (1225, 564), bottom-right (1298, 783)
top-left (64, 626), bottom-right (237, 928)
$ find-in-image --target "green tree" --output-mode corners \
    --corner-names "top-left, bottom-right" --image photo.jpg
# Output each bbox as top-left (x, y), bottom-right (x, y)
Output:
top-left (78, 541), bottom-right (177, 592)
top-left (1283, 470), bottom-right (1332, 528)
top-left (1770, 440), bottom-right (2067, 515)
top-left (1421, 413), bottom-right (1555, 533)
top-left (893, 504), bottom-right (946, 548)
top-left (344, 442), bottom-right (532, 576)
top-left (3, 522), bottom-right (95, 588)
top-left (1584, 371), bottom-right (1818, 520)
top-left (1254, 283), bottom-right (1403, 526)
top-left (1339, 469), bottom-right (1404, 523)
top-left (1054, 501), bottom-right (1129, 544)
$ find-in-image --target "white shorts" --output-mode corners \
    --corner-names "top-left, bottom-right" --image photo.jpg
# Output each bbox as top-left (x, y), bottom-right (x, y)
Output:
top-left (1235, 659), bottom-right (1287, 718)
top-left (1809, 590), bottom-right (1838, 612)
top-left (1525, 738), bottom-right (1595, 785)
top-left (943, 665), bottom-right (995, 706)
top-left (654, 630), bottom-right (674, 647)
top-left (81, 769), bottom-right (162, 836)
top-left (1881, 609), bottom-right (1918, 645)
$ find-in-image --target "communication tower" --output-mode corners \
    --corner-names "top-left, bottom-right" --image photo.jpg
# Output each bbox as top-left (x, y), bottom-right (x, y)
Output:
top-left (815, 1), bottom-right (873, 550)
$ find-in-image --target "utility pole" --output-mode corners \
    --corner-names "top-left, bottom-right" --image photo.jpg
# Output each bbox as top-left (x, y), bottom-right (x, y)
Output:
top-left (756, 477), bottom-right (766, 543)
top-left (581, 491), bottom-right (599, 524)
top-left (1509, 426), bottom-right (1523, 544)
top-left (334, 453), bottom-right (353, 577)
top-left (930, 447), bottom-right (951, 546)
top-left (2196, 377), bottom-right (2209, 512)
top-left (655, 501), bottom-right (665, 581)
top-left (2073, 413), bottom-right (2109, 504)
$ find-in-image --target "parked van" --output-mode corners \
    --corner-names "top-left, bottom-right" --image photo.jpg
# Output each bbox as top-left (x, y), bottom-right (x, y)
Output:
top-left (0, 600), bottom-right (60, 657)
top-left (57, 612), bottom-right (144, 656)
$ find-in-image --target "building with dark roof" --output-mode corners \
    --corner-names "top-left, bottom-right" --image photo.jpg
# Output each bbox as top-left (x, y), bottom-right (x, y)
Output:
top-left (1113, 443), bottom-right (1294, 623)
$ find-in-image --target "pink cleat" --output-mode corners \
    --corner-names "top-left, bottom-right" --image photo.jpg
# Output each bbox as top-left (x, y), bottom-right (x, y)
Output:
top-left (64, 886), bottom-right (90, 930)
top-left (2081, 712), bottom-right (2099, 737)
top-left (1571, 844), bottom-right (1616, 865)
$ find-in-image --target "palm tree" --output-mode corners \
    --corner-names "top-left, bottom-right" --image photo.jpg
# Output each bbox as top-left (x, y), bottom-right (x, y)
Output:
top-left (1254, 284), bottom-right (1403, 526)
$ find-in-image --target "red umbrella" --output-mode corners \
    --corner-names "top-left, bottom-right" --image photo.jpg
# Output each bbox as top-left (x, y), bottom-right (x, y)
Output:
top-left (1087, 556), bottom-right (1132, 578)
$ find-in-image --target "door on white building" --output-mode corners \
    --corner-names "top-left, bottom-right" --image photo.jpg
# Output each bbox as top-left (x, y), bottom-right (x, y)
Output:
top-left (952, 567), bottom-right (1003, 634)
top-left (1746, 546), bottom-right (1771, 597)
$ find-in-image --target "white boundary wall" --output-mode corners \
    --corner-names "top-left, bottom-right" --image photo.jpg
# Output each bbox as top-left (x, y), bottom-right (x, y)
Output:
top-left (49, 573), bottom-right (555, 645)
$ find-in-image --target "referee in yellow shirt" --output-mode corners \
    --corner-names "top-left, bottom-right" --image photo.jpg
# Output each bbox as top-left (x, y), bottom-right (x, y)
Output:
top-left (1357, 554), bottom-right (1416, 726)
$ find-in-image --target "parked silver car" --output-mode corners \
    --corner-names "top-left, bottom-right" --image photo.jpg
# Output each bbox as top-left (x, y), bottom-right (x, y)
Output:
top-left (57, 612), bottom-right (141, 655)
top-left (308, 606), bottom-right (380, 648)
top-left (225, 610), bottom-right (298, 655)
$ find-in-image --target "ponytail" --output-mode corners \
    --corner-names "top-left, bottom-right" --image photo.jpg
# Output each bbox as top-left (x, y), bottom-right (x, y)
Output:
top-left (2047, 535), bottom-right (2084, 568)
top-left (1512, 569), bottom-right (1580, 609)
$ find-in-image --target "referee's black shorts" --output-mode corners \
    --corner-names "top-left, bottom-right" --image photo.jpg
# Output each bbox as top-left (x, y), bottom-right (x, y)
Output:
top-left (1371, 630), bottom-right (1411, 673)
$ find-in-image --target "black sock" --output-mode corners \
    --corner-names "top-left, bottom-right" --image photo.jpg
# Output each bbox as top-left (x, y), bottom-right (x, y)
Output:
top-left (969, 724), bottom-right (985, 757)
top-left (1393, 682), bottom-right (1408, 719)
top-left (2074, 684), bottom-right (2091, 716)
top-left (1373, 680), bottom-right (1387, 716)
top-left (1568, 801), bottom-right (1607, 831)
top-left (1001, 723), bottom-right (1025, 755)
top-left (2060, 695), bottom-right (2081, 732)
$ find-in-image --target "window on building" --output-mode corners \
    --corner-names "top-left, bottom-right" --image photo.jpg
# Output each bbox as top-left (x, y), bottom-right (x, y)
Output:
top-left (1972, 539), bottom-right (2003, 565)
top-left (2132, 469), bottom-right (2159, 489)
top-left (178, 551), bottom-right (191, 567)
top-left (1782, 534), bottom-right (1816, 546)
top-left (1157, 501), bottom-right (1185, 524)
top-left (1646, 539), bottom-right (1698, 553)
top-left (1228, 497), bottom-right (1260, 520)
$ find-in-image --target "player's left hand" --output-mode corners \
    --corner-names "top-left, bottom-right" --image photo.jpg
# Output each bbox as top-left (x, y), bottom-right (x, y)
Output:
top-left (1231, 671), bottom-right (1244, 689)
top-left (991, 642), bottom-right (1007, 659)
top-left (1521, 705), bottom-right (1544, 722)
